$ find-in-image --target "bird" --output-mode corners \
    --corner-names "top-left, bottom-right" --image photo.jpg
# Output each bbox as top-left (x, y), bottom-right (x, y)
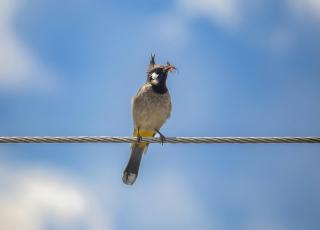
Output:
top-left (122, 54), bottom-right (176, 185)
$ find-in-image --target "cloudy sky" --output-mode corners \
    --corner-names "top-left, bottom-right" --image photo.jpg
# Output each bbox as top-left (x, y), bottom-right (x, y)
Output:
top-left (1, 0), bottom-right (320, 229)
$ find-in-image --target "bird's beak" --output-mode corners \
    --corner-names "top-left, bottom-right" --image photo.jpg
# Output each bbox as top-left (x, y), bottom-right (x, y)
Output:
top-left (163, 64), bottom-right (176, 73)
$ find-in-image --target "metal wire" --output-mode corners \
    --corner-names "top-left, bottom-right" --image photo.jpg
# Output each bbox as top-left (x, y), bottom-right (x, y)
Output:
top-left (0, 136), bottom-right (319, 144)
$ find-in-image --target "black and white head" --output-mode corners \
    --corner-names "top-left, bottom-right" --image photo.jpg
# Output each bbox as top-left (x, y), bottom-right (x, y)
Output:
top-left (147, 54), bottom-right (175, 94)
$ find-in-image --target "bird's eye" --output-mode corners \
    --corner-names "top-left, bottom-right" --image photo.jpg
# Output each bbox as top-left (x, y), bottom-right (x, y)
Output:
top-left (151, 72), bottom-right (159, 80)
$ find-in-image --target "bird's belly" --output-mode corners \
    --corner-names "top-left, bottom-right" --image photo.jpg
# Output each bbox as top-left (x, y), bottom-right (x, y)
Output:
top-left (134, 105), bottom-right (169, 130)
top-left (133, 96), bottom-right (171, 130)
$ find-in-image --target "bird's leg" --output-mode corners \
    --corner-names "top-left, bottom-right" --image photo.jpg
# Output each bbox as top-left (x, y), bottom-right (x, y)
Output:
top-left (155, 129), bottom-right (166, 145)
top-left (137, 127), bottom-right (142, 143)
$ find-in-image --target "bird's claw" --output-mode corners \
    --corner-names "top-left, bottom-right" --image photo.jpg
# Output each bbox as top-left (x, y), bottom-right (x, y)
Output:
top-left (136, 128), bottom-right (142, 143)
top-left (159, 134), bottom-right (166, 145)
top-left (155, 129), bottom-right (166, 145)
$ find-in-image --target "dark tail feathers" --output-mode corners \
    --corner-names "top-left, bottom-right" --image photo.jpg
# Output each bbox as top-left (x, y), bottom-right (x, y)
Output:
top-left (122, 144), bottom-right (145, 185)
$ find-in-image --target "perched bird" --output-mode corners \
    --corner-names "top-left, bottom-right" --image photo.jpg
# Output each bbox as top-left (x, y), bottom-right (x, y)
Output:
top-left (122, 54), bottom-right (176, 185)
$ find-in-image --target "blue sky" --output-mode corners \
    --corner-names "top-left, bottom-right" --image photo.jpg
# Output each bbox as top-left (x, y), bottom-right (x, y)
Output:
top-left (1, 0), bottom-right (320, 229)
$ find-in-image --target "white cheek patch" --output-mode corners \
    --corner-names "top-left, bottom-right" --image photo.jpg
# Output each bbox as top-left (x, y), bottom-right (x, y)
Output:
top-left (151, 72), bottom-right (159, 80)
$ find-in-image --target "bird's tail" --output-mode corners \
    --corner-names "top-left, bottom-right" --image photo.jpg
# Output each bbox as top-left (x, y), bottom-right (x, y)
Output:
top-left (122, 128), bottom-right (155, 185)
top-left (122, 143), bottom-right (146, 185)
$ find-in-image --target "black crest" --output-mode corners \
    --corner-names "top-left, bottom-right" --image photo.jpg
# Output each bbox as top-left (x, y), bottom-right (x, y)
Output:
top-left (148, 54), bottom-right (156, 72)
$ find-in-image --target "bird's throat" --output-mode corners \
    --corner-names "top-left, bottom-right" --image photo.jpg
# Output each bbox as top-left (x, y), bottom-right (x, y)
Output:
top-left (151, 83), bottom-right (168, 94)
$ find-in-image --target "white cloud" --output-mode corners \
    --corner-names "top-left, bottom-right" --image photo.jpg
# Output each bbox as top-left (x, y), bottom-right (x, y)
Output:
top-left (117, 172), bottom-right (215, 229)
top-left (287, 0), bottom-right (320, 20)
top-left (174, 0), bottom-right (320, 33)
top-left (0, 0), bottom-right (57, 92)
top-left (152, 0), bottom-right (263, 47)
top-left (151, 0), bottom-right (243, 48)
top-left (178, 0), bottom-right (241, 27)
top-left (154, 0), bottom-right (320, 51)
top-left (0, 162), bottom-right (112, 230)
top-left (0, 143), bottom-right (214, 230)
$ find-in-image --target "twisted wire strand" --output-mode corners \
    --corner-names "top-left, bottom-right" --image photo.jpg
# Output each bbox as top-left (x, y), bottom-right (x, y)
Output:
top-left (0, 136), bottom-right (319, 144)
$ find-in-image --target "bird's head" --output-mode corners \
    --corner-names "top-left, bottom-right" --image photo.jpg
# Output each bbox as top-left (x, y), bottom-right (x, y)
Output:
top-left (147, 54), bottom-right (175, 93)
